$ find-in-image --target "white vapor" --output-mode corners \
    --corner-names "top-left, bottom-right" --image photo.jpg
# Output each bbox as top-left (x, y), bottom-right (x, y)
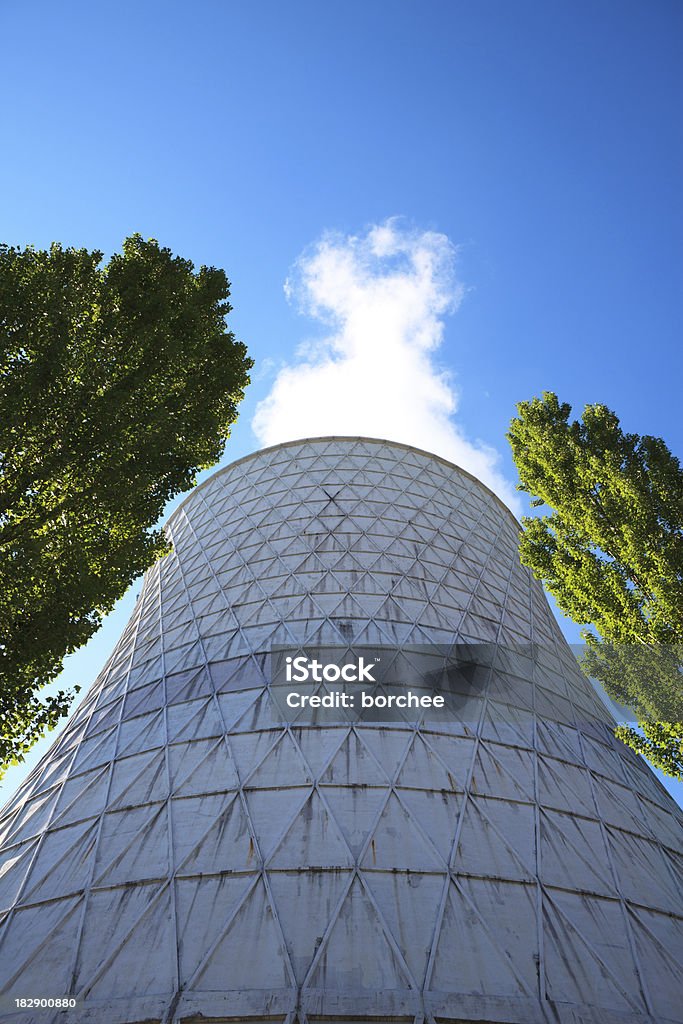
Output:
top-left (252, 219), bottom-right (520, 513)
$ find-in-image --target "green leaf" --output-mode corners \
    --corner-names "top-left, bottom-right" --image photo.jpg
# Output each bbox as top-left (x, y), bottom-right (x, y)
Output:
top-left (508, 392), bottom-right (683, 777)
top-left (0, 236), bottom-right (252, 777)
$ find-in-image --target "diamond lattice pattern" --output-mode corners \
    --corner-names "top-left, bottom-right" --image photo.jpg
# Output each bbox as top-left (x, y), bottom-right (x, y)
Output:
top-left (0, 438), bottom-right (681, 1024)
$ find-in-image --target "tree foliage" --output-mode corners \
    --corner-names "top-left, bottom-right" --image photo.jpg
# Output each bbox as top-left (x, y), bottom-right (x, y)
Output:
top-left (508, 392), bottom-right (683, 777)
top-left (0, 235), bottom-right (252, 775)
top-left (614, 720), bottom-right (683, 779)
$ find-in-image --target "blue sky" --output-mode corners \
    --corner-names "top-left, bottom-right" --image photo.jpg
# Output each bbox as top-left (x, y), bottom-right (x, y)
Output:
top-left (1, 1), bottom-right (681, 801)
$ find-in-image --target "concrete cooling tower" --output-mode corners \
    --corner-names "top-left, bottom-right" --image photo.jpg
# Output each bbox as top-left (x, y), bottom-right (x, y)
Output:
top-left (0, 437), bottom-right (681, 1024)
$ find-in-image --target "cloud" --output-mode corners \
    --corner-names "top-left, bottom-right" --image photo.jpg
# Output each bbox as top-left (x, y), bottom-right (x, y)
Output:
top-left (252, 219), bottom-right (520, 513)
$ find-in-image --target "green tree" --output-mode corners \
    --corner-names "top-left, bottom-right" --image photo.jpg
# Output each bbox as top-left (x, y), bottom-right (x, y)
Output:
top-left (0, 235), bottom-right (252, 776)
top-left (507, 392), bottom-right (683, 777)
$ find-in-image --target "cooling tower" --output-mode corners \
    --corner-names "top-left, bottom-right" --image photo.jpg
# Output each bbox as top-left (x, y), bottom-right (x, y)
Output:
top-left (0, 437), bottom-right (681, 1024)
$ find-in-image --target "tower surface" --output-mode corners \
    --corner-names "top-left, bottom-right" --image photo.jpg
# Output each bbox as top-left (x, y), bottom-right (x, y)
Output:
top-left (0, 437), bottom-right (681, 1024)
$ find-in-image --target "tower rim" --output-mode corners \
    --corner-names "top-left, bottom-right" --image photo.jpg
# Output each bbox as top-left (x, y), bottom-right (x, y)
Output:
top-left (166, 434), bottom-right (521, 531)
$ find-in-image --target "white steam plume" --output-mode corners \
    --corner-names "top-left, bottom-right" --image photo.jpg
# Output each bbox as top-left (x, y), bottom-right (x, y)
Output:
top-left (252, 219), bottom-right (519, 513)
